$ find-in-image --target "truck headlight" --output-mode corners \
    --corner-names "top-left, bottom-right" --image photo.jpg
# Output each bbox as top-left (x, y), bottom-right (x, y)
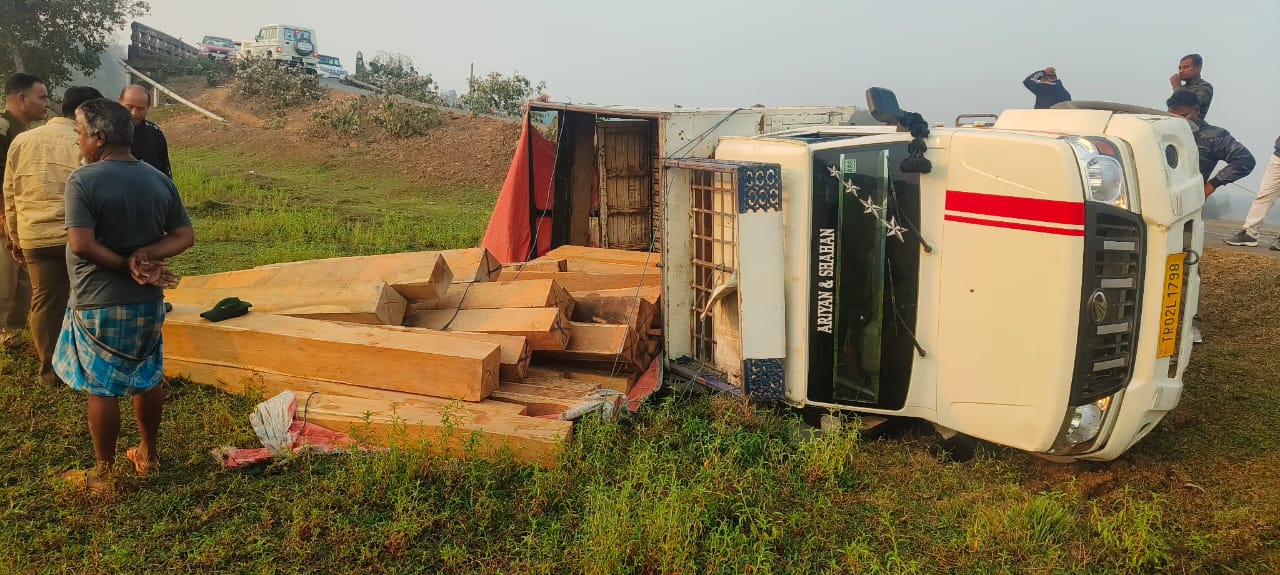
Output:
top-left (1049, 395), bottom-right (1117, 455)
top-left (1063, 403), bottom-right (1104, 444)
top-left (1064, 137), bottom-right (1130, 211)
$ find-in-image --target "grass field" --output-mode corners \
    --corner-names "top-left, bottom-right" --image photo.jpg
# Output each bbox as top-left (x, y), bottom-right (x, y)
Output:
top-left (0, 145), bottom-right (1277, 574)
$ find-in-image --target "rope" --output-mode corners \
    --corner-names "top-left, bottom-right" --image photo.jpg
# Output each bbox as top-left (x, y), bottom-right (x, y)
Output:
top-left (898, 112), bottom-right (932, 174)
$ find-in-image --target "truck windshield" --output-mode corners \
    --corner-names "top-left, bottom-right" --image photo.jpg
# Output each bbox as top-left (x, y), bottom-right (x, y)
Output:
top-left (807, 143), bottom-right (920, 410)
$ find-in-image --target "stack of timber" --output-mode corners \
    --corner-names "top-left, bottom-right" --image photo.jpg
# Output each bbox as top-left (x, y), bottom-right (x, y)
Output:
top-left (163, 246), bottom-right (663, 467)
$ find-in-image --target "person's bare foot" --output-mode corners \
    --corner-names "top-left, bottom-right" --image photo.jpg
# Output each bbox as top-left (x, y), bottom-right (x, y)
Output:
top-left (62, 467), bottom-right (112, 495)
top-left (126, 447), bottom-right (159, 475)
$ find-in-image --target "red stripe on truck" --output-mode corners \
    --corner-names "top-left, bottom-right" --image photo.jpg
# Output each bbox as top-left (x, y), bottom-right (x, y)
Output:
top-left (944, 214), bottom-right (1085, 237)
top-left (945, 190), bottom-right (1085, 226)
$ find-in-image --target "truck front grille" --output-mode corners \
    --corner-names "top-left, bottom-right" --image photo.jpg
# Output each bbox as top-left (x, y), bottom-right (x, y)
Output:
top-left (1073, 206), bottom-right (1145, 404)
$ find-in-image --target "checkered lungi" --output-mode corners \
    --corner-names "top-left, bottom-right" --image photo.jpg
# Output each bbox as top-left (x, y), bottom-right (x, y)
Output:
top-left (52, 301), bottom-right (166, 397)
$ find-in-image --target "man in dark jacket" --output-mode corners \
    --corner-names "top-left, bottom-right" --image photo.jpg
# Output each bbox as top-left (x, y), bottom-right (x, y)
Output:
top-left (118, 85), bottom-right (171, 177)
top-left (0, 73), bottom-right (47, 348)
top-left (1224, 135), bottom-right (1280, 249)
top-left (1166, 89), bottom-right (1254, 197)
top-left (1023, 67), bottom-right (1071, 109)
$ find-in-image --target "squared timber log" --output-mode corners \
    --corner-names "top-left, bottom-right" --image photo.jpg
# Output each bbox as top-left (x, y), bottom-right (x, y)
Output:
top-left (186, 251), bottom-right (452, 307)
top-left (406, 307), bottom-right (571, 351)
top-left (163, 305), bottom-right (500, 401)
top-left (533, 322), bottom-right (642, 373)
top-left (417, 279), bottom-right (575, 320)
top-left (493, 270), bottom-right (660, 292)
top-left (164, 281), bottom-right (407, 325)
top-left (163, 357), bottom-right (527, 416)
top-left (361, 325), bottom-right (532, 382)
top-left (440, 247), bottom-right (503, 283)
top-left (542, 245), bottom-right (661, 267)
top-left (299, 393), bottom-right (572, 468)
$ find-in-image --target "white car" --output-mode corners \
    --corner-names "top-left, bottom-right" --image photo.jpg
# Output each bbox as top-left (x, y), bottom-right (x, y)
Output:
top-left (236, 24), bottom-right (319, 74)
top-left (316, 55), bottom-right (348, 80)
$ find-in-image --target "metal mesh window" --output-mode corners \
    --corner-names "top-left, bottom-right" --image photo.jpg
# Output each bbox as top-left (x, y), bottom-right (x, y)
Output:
top-left (690, 169), bottom-right (738, 365)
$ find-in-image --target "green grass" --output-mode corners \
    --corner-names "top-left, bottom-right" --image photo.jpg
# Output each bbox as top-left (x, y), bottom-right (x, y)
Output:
top-left (0, 146), bottom-right (1278, 573)
top-left (169, 147), bottom-right (497, 275)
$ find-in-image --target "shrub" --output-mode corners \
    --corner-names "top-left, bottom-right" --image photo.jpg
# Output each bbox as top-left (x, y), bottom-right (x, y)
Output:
top-left (354, 51), bottom-right (441, 104)
top-left (461, 71), bottom-right (547, 117)
top-left (230, 57), bottom-right (324, 114)
top-left (146, 57), bottom-right (236, 87)
top-left (311, 95), bottom-right (441, 139)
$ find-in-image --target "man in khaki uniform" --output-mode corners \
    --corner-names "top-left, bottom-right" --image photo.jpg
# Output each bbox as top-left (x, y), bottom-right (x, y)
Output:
top-left (1169, 53), bottom-right (1214, 121)
top-left (0, 73), bottom-right (48, 348)
top-left (3, 86), bottom-right (100, 384)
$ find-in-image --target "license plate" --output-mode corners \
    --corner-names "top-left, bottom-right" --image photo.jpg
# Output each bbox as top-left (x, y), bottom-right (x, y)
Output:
top-left (1156, 253), bottom-right (1187, 358)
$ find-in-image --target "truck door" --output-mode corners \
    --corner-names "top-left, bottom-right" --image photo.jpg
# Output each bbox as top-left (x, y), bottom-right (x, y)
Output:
top-left (597, 120), bottom-right (653, 250)
top-left (661, 159), bottom-right (788, 401)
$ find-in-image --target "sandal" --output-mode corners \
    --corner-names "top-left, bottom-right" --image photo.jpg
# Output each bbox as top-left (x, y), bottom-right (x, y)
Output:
top-left (62, 468), bottom-right (112, 495)
top-left (126, 447), bottom-right (160, 475)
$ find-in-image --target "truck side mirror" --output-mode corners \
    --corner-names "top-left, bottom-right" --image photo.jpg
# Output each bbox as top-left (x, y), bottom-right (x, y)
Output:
top-left (866, 87), bottom-right (905, 125)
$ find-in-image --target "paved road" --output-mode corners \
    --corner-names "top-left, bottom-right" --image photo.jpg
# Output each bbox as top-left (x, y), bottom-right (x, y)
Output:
top-left (1204, 218), bottom-right (1280, 257)
top-left (318, 77), bottom-right (374, 95)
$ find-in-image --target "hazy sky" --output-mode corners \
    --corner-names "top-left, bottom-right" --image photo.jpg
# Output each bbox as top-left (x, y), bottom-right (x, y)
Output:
top-left (135, 0), bottom-right (1277, 193)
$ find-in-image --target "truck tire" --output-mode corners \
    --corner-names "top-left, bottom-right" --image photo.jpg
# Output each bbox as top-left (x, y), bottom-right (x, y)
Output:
top-left (295, 40), bottom-right (314, 57)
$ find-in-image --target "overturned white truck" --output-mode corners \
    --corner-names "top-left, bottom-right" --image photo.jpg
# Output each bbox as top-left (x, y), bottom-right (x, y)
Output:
top-left (524, 91), bottom-right (1204, 461)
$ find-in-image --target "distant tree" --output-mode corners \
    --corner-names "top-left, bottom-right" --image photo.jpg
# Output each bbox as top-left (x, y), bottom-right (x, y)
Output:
top-left (462, 70), bottom-right (546, 117)
top-left (0, 0), bottom-right (150, 86)
top-left (355, 51), bottom-right (438, 104)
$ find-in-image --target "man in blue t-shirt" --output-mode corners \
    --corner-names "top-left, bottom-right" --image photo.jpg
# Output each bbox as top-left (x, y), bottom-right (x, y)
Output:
top-left (55, 98), bottom-right (194, 493)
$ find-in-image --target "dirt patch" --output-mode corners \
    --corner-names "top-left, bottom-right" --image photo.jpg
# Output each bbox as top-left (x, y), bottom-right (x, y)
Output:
top-left (159, 78), bottom-right (521, 188)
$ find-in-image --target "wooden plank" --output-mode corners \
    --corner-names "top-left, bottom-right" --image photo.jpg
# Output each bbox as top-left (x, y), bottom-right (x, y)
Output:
top-left (406, 308), bottom-right (570, 351)
top-left (564, 259), bottom-right (661, 274)
top-left (416, 280), bottom-right (575, 320)
top-left (487, 391), bottom-right (575, 417)
top-left (534, 322), bottom-right (642, 374)
top-left (488, 374), bottom-right (604, 417)
top-left (504, 258), bottom-right (566, 273)
top-left (527, 364), bottom-right (636, 393)
top-left (163, 305), bottom-right (500, 402)
top-left (189, 251), bottom-right (452, 306)
top-left (441, 247), bottom-right (502, 283)
top-left (510, 374), bottom-right (600, 395)
top-left (567, 114), bottom-right (596, 246)
top-left (497, 381), bottom-right (594, 401)
top-left (570, 286), bottom-right (662, 307)
top-left (494, 270), bottom-right (659, 292)
top-left (296, 393), bottom-right (573, 468)
top-left (163, 357), bottom-right (527, 416)
top-left (543, 245), bottom-right (661, 267)
top-left (362, 326), bottom-right (532, 382)
top-left (164, 281), bottom-right (407, 325)
top-left (571, 292), bottom-right (654, 334)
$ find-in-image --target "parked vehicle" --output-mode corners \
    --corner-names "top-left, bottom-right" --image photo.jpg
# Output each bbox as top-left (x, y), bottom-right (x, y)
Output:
top-left (197, 35), bottom-right (237, 59)
top-left (236, 24), bottom-right (319, 73)
top-left (316, 55), bottom-right (348, 80)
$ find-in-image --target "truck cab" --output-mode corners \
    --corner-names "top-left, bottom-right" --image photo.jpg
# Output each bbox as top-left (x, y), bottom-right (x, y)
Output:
top-left (662, 91), bottom-right (1204, 460)
top-left (237, 24), bottom-right (319, 74)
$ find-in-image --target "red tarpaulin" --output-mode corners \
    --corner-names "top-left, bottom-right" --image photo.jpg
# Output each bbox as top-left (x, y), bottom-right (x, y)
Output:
top-left (482, 117), bottom-right (558, 264)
